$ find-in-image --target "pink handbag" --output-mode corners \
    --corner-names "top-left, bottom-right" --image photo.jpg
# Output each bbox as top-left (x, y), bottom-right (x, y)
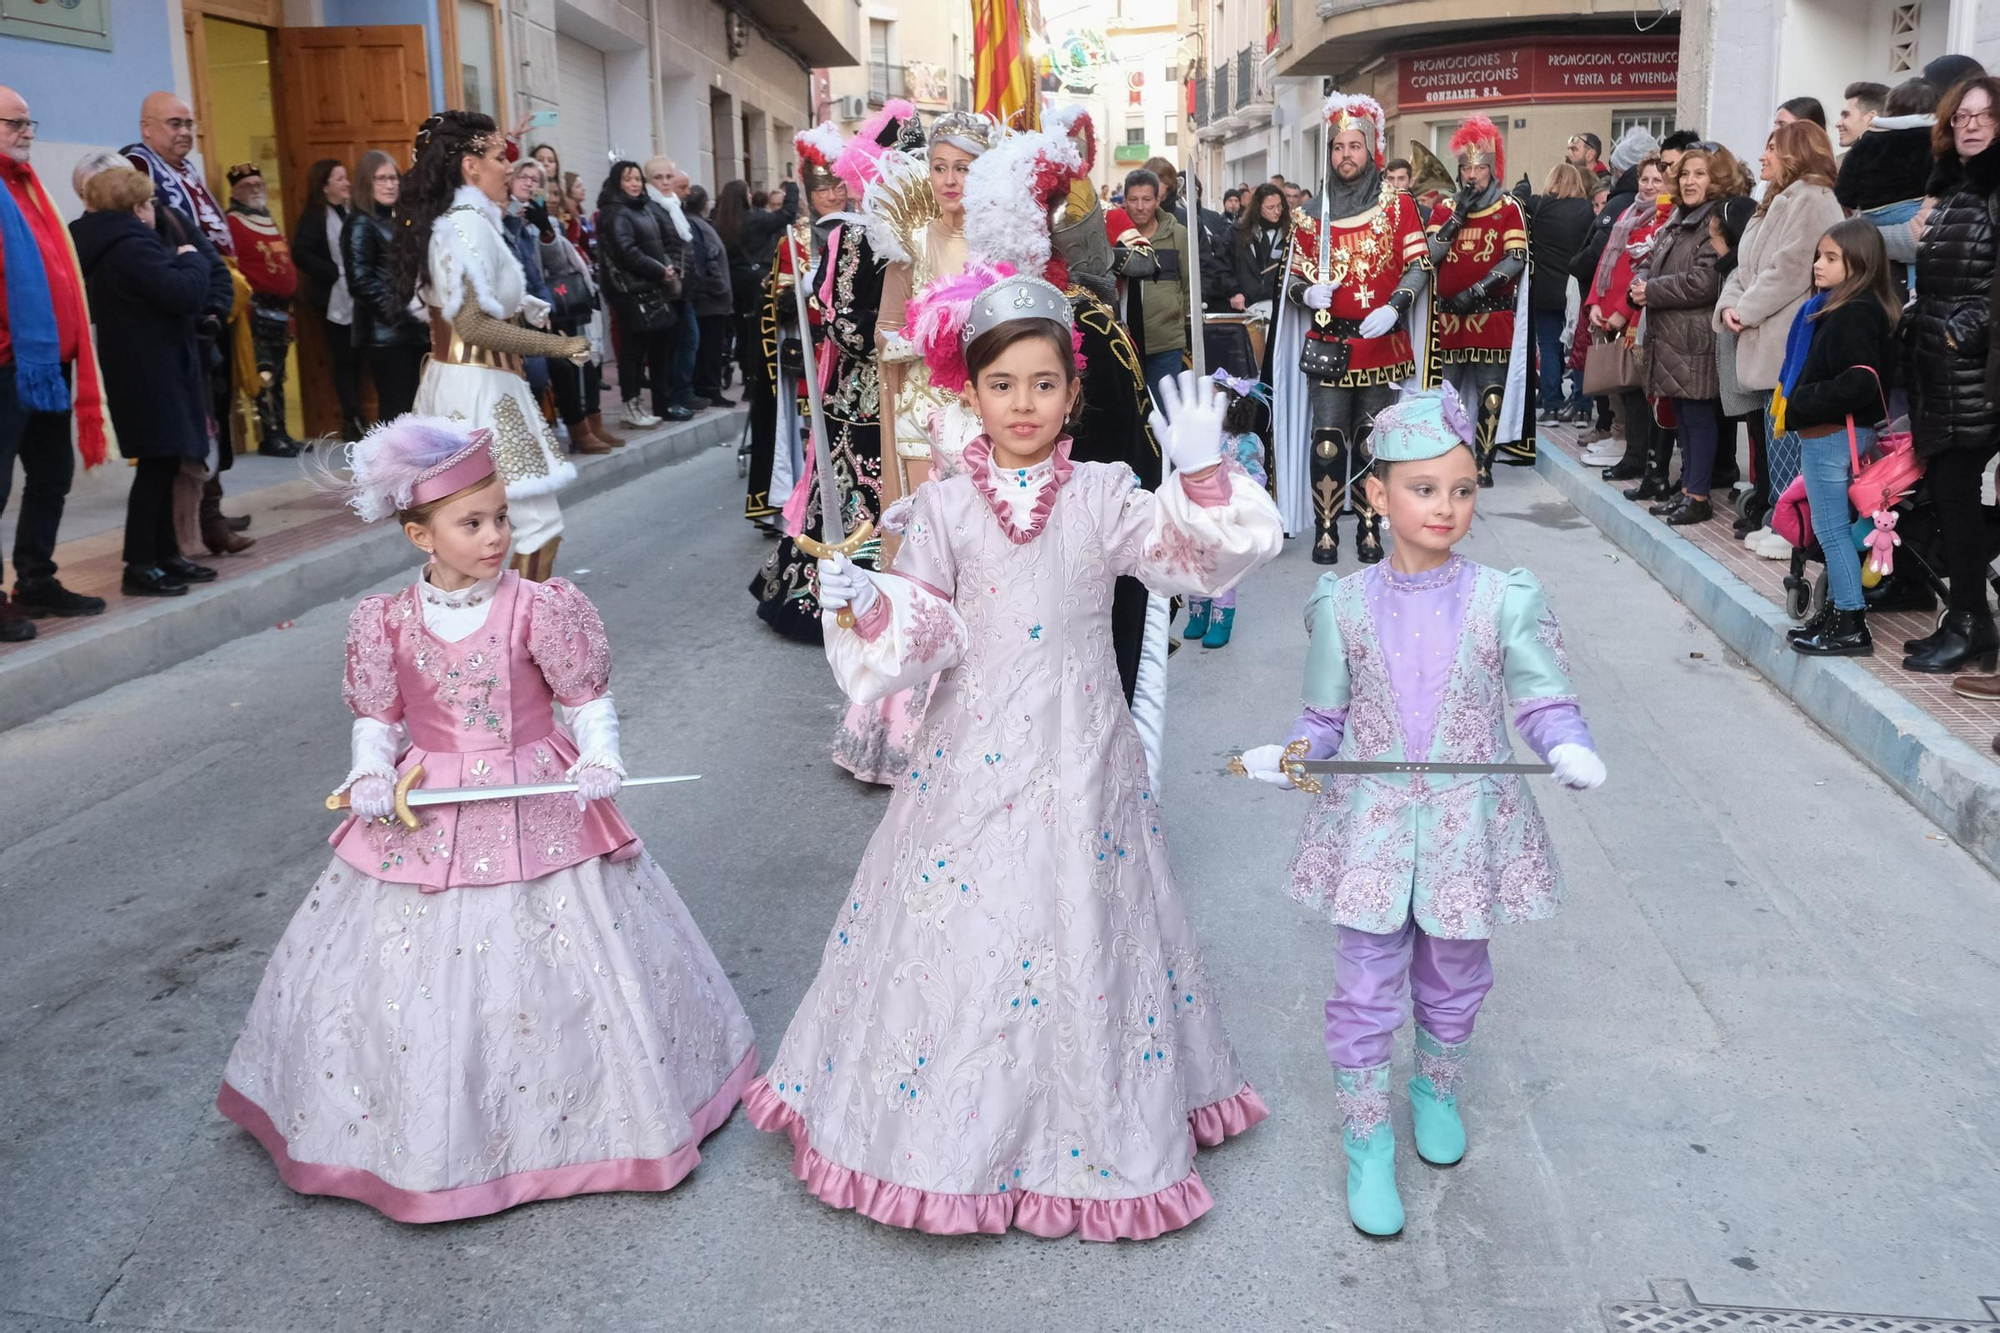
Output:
top-left (1843, 365), bottom-right (1919, 518)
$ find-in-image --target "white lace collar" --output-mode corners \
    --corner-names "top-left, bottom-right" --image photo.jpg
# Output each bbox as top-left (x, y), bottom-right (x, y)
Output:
top-left (418, 566), bottom-right (500, 610)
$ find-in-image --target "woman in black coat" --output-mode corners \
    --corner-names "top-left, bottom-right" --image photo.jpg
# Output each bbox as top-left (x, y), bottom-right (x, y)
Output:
top-left (597, 160), bottom-right (685, 425)
top-left (341, 149), bottom-right (427, 421)
top-left (1230, 182), bottom-right (1289, 309)
top-left (1529, 165), bottom-right (1595, 419)
top-left (1905, 75), bottom-right (2000, 672)
top-left (71, 167), bottom-right (217, 598)
top-left (290, 158), bottom-right (364, 438)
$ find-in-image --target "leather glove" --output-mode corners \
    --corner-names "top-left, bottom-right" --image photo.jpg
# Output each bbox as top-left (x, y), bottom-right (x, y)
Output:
top-left (1358, 305), bottom-right (1400, 340)
top-left (350, 776), bottom-right (396, 821)
top-left (1945, 301), bottom-right (1989, 356)
top-left (1146, 369), bottom-right (1225, 474)
top-left (1548, 743), bottom-right (1606, 791)
top-left (816, 553), bottom-right (880, 619)
top-left (572, 763), bottom-right (623, 808)
top-left (1239, 743), bottom-right (1298, 789)
top-left (1444, 286), bottom-right (1482, 316)
top-left (1302, 282), bottom-right (1338, 310)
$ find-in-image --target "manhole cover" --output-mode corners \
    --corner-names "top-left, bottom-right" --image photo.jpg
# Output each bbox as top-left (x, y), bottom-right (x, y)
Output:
top-left (1605, 1279), bottom-right (2000, 1332)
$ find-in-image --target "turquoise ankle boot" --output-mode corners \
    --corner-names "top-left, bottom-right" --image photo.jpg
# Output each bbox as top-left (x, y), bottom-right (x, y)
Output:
top-left (1409, 1028), bottom-right (1469, 1167)
top-left (1336, 1065), bottom-right (1404, 1236)
top-left (1183, 599), bottom-right (1211, 641)
top-left (1201, 606), bottom-right (1235, 648)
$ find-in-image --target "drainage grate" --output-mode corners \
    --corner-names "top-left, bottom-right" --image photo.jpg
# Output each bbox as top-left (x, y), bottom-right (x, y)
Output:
top-left (1604, 1280), bottom-right (2000, 1332)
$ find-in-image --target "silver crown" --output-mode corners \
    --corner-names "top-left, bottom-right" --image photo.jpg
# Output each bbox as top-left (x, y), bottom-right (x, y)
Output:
top-left (961, 275), bottom-right (1074, 345)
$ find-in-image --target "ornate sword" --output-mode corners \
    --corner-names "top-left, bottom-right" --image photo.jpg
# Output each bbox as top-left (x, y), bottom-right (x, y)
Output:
top-left (783, 219), bottom-right (873, 627)
top-left (325, 763), bottom-right (701, 831)
top-left (1224, 740), bottom-right (1550, 795)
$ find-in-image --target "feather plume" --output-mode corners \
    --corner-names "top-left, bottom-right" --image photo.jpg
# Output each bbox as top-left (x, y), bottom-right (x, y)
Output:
top-left (834, 99), bottom-right (917, 195)
top-left (907, 260), bottom-right (1016, 394)
top-left (1449, 113), bottom-right (1506, 183)
top-left (963, 128), bottom-right (1084, 283)
top-left (861, 148), bottom-right (938, 267)
top-left (795, 122), bottom-right (847, 173)
top-left (342, 415), bottom-right (485, 522)
top-left (1047, 103), bottom-right (1097, 173)
top-left (1321, 91), bottom-right (1388, 169)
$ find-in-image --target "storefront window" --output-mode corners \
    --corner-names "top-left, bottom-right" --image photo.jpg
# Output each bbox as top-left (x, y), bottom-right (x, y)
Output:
top-left (1611, 110), bottom-right (1676, 143)
top-left (458, 0), bottom-right (497, 119)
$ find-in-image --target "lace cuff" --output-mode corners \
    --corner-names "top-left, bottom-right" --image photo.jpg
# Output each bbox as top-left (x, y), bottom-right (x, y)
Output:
top-left (335, 717), bottom-right (404, 794)
top-left (560, 694), bottom-right (627, 778)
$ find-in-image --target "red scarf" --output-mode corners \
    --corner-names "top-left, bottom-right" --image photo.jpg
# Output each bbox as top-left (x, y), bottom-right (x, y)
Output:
top-left (12, 165), bottom-right (104, 466)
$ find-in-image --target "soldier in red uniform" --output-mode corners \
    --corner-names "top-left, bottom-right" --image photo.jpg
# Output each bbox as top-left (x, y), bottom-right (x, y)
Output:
top-left (223, 163), bottom-right (301, 456)
top-left (1426, 116), bottom-right (1529, 484)
top-left (1276, 92), bottom-right (1431, 565)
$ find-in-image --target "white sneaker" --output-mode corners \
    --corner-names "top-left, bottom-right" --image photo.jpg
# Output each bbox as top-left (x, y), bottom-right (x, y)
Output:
top-left (1743, 526), bottom-right (1771, 550)
top-left (1753, 531), bottom-right (1794, 560)
top-left (622, 400), bottom-right (662, 428)
top-left (1581, 442), bottom-right (1624, 464)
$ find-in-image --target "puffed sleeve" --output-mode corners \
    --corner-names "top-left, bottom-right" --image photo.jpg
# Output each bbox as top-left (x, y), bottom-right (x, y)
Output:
top-left (526, 577), bottom-right (614, 707)
top-left (1300, 575), bottom-right (1352, 711)
top-left (1497, 568), bottom-right (1593, 759)
top-left (341, 595), bottom-right (402, 723)
top-left (825, 483), bottom-right (968, 703)
top-left (1100, 463), bottom-right (1283, 598)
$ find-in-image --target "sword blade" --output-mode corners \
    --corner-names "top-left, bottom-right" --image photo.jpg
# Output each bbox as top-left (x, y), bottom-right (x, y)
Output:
top-left (405, 774), bottom-right (702, 807)
top-left (788, 225), bottom-right (845, 546)
top-left (1290, 759), bottom-right (1552, 776)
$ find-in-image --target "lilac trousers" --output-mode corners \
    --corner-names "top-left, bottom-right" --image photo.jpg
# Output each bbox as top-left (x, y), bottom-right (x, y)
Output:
top-left (1325, 920), bottom-right (1493, 1069)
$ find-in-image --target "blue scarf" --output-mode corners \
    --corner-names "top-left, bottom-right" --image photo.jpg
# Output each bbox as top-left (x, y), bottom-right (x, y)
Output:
top-left (1768, 291), bottom-right (1828, 435)
top-left (0, 171), bottom-right (67, 412)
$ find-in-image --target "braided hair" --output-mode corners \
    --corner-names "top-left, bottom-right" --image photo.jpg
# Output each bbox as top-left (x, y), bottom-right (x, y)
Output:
top-left (389, 109), bottom-right (502, 307)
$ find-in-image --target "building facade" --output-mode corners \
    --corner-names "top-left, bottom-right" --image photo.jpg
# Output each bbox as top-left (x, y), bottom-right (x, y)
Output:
top-left (1271, 0), bottom-right (1681, 191)
top-left (818, 0), bottom-right (977, 137)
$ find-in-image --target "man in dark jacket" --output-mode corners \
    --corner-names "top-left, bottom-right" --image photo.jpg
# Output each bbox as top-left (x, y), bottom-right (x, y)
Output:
top-left (685, 185), bottom-right (735, 408)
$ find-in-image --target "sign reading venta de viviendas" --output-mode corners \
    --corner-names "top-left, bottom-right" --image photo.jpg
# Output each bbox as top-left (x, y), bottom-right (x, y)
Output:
top-left (1397, 37), bottom-right (1679, 110)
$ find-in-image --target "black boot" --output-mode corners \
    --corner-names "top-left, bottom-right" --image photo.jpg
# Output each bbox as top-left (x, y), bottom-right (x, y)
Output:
top-left (1471, 383), bottom-right (1503, 487)
top-left (1902, 610), bottom-right (2000, 674)
top-left (1356, 512), bottom-right (1385, 565)
top-left (1787, 598), bottom-right (1836, 643)
top-left (1624, 472), bottom-right (1672, 502)
top-left (1310, 427), bottom-right (1346, 566)
top-left (1602, 458), bottom-right (1646, 481)
top-left (1663, 495), bottom-right (1713, 526)
top-left (1792, 607), bottom-right (1873, 656)
top-left (1648, 490), bottom-right (1686, 516)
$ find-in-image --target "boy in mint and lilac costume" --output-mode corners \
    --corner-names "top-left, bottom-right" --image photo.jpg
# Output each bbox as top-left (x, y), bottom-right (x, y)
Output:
top-left (1276, 385), bottom-right (1600, 1235)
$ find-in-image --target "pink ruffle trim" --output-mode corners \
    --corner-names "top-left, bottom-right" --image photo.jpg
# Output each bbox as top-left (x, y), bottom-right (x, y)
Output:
top-left (742, 1077), bottom-right (1267, 1242)
top-left (963, 434), bottom-right (1077, 545)
top-left (218, 1043), bottom-right (758, 1225)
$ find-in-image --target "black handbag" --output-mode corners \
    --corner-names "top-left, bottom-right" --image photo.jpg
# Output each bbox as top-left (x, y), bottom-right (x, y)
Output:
top-left (599, 258), bottom-right (677, 334)
top-left (1298, 333), bottom-right (1351, 381)
top-left (547, 274), bottom-right (596, 326)
top-left (779, 335), bottom-right (806, 378)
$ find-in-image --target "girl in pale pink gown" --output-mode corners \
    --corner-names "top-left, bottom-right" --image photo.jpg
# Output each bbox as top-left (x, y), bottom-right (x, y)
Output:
top-left (745, 269), bottom-right (1283, 1240)
top-left (218, 418), bottom-right (756, 1223)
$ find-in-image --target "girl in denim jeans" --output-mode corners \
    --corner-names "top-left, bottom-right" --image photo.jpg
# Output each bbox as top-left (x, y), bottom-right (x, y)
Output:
top-left (1770, 218), bottom-right (1901, 656)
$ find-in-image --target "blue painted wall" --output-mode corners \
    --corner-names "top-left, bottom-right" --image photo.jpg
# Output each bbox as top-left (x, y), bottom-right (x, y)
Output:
top-left (0, 0), bottom-right (177, 148)
top-left (322, 0), bottom-right (446, 112)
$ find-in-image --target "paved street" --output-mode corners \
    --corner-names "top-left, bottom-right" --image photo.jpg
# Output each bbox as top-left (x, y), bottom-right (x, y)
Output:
top-left (2, 442), bottom-right (1996, 1333)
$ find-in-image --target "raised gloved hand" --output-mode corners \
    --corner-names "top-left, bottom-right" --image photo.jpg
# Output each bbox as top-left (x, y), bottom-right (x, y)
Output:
top-left (1548, 743), bottom-right (1606, 791)
top-left (1147, 369), bottom-right (1225, 475)
top-left (1239, 743), bottom-right (1299, 789)
top-left (816, 553), bottom-right (880, 619)
top-left (1358, 305), bottom-right (1400, 340)
top-left (350, 776), bottom-right (396, 821)
top-left (572, 763), bottom-right (623, 809)
top-left (1302, 282), bottom-right (1338, 310)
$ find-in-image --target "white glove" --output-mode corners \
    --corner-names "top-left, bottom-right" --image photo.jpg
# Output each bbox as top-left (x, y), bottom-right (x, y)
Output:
top-left (1548, 743), bottom-right (1606, 791)
top-left (1358, 304), bottom-right (1401, 340)
top-left (1146, 368), bottom-right (1224, 474)
top-left (1239, 743), bottom-right (1297, 789)
top-left (1302, 283), bottom-right (1337, 310)
top-left (350, 776), bottom-right (396, 821)
top-left (572, 763), bottom-right (623, 807)
top-left (816, 553), bottom-right (880, 619)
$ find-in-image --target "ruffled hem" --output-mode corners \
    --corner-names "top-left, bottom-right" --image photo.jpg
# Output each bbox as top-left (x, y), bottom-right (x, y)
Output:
top-left (742, 1077), bottom-right (1266, 1242)
top-left (219, 1043), bottom-right (758, 1225)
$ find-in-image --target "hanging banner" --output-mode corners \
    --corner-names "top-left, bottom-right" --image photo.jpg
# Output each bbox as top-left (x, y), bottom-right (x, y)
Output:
top-left (1398, 36), bottom-right (1678, 110)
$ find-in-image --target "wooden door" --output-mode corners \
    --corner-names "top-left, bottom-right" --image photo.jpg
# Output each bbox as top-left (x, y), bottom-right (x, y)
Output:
top-left (275, 24), bottom-right (430, 436)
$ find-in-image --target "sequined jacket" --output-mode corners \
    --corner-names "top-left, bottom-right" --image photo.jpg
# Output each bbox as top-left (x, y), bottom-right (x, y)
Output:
top-left (332, 572), bottom-right (639, 891)
top-left (1286, 560), bottom-right (1582, 939)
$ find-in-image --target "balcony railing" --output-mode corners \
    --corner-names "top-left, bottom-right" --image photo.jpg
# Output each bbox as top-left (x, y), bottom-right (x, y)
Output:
top-left (1235, 47), bottom-right (1252, 108)
top-left (867, 61), bottom-right (906, 105)
top-left (1212, 65), bottom-right (1230, 122)
top-left (1193, 68), bottom-right (1209, 126)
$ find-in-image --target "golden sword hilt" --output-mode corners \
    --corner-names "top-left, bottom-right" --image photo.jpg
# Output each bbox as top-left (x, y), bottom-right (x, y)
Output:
top-left (797, 519), bottom-right (877, 629)
top-left (324, 763), bottom-right (426, 831)
top-left (1223, 739), bottom-right (1323, 795)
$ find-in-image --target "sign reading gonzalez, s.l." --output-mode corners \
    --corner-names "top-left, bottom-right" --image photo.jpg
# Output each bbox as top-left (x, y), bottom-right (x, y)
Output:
top-left (1397, 37), bottom-right (1678, 110)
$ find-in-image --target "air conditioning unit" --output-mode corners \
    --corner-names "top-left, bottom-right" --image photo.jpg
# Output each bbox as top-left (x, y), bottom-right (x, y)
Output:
top-left (836, 95), bottom-right (867, 121)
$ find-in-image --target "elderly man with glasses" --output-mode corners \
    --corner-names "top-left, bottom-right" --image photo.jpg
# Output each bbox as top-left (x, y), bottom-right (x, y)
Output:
top-left (0, 86), bottom-right (109, 638)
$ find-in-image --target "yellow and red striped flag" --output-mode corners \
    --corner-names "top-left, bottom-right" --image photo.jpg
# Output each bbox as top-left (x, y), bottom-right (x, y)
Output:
top-left (972, 0), bottom-right (1038, 131)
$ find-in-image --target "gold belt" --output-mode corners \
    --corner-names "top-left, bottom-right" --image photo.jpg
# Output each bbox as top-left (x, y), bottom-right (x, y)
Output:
top-left (429, 314), bottom-right (524, 375)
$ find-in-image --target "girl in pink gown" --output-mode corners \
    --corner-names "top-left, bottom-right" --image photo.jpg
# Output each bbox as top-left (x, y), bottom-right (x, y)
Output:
top-left (217, 417), bottom-right (756, 1223)
top-left (745, 270), bottom-right (1283, 1240)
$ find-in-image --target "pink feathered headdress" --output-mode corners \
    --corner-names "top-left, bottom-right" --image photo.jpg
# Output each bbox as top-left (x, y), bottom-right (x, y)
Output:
top-left (907, 260), bottom-right (1086, 394)
top-left (834, 98), bottom-right (917, 196)
top-left (342, 415), bottom-right (496, 522)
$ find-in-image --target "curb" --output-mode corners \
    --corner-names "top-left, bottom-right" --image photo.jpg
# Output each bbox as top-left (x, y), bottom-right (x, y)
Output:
top-left (0, 409), bottom-right (744, 734)
top-left (1537, 442), bottom-right (2000, 876)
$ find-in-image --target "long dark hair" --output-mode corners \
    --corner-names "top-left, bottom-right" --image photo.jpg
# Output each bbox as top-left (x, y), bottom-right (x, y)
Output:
top-left (389, 109), bottom-right (500, 307)
top-left (299, 158), bottom-right (345, 222)
top-left (1234, 182), bottom-right (1287, 243)
top-left (712, 179), bottom-right (752, 255)
top-left (1814, 216), bottom-right (1903, 325)
top-left (598, 159), bottom-right (644, 212)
